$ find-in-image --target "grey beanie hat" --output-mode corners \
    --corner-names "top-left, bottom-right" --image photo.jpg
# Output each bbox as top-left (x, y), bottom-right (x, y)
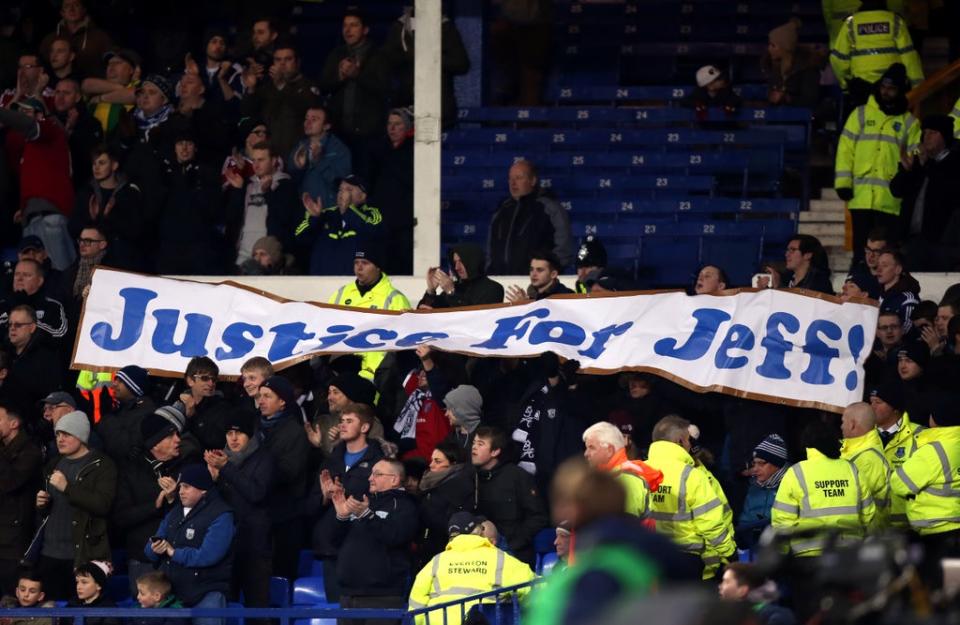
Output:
top-left (55, 410), bottom-right (91, 445)
top-left (443, 385), bottom-right (483, 431)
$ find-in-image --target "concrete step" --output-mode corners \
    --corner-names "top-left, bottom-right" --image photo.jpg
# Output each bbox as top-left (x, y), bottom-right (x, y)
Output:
top-left (815, 235), bottom-right (846, 247)
top-left (820, 188), bottom-right (840, 200)
top-left (799, 223), bottom-right (845, 237)
top-left (799, 211), bottom-right (845, 223)
top-left (809, 198), bottom-right (845, 212)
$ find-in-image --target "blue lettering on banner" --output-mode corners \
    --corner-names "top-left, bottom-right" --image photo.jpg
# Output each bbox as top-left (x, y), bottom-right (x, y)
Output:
top-left (654, 307), bottom-right (865, 388)
top-left (88, 288), bottom-right (867, 394)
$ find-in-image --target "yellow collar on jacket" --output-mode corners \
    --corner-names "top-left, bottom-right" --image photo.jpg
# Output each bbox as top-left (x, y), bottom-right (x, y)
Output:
top-left (841, 429), bottom-right (884, 457)
top-left (647, 440), bottom-right (695, 467)
top-left (446, 533), bottom-right (495, 552)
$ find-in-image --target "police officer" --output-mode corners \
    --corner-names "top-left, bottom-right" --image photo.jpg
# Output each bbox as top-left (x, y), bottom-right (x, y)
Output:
top-left (890, 392), bottom-right (960, 588)
top-left (408, 512), bottom-right (534, 625)
top-left (834, 63), bottom-right (920, 264)
top-left (840, 402), bottom-right (892, 530)
top-left (646, 415), bottom-right (735, 579)
top-left (822, 0), bottom-right (905, 49)
top-left (573, 236), bottom-right (607, 294)
top-left (771, 421), bottom-right (874, 556)
top-left (830, 0), bottom-right (922, 108)
top-left (328, 247), bottom-right (411, 380)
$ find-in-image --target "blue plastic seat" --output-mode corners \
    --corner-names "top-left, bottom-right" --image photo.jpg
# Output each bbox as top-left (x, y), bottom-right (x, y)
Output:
top-left (540, 552), bottom-right (560, 575)
top-left (297, 550), bottom-right (324, 578)
top-left (270, 576), bottom-right (291, 608)
top-left (106, 574), bottom-right (130, 603)
top-left (293, 577), bottom-right (328, 606)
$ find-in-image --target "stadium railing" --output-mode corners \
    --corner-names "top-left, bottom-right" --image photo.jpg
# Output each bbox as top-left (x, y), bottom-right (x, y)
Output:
top-left (0, 580), bottom-right (544, 625)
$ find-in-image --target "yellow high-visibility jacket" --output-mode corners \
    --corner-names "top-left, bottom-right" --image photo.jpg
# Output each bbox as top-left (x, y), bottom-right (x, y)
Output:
top-left (822, 0), bottom-right (905, 43)
top-left (841, 430), bottom-right (892, 530)
top-left (951, 95), bottom-right (960, 139)
top-left (890, 426), bottom-right (960, 535)
top-left (646, 441), bottom-right (735, 579)
top-left (829, 10), bottom-right (923, 88)
top-left (329, 273), bottom-right (410, 380)
top-left (835, 95), bottom-right (920, 216)
top-left (408, 534), bottom-right (535, 625)
top-left (882, 416), bottom-right (925, 528)
top-left (771, 448), bottom-right (874, 556)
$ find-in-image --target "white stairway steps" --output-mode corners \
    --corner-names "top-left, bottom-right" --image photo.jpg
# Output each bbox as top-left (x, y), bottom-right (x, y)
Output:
top-left (798, 188), bottom-right (852, 273)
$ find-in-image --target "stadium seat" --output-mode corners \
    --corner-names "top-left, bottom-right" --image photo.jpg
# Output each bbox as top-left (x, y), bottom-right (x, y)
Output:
top-left (270, 576), bottom-right (291, 608)
top-left (293, 577), bottom-right (328, 605)
top-left (226, 601), bottom-right (244, 625)
top-left (297, 550), bottom-right (324, 578)
top-left (111, 549), bottom-right (128, 573)
top-left (106, 574), bottom-right (130, 603)
top-left (533, 528), bottom-right (557, 556)
top-left (540, 552), bottom-right (560, 575)
top-left (478, 601), bottom-right (519, 625)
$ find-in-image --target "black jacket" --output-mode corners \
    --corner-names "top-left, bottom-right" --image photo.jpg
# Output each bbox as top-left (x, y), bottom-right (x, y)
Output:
top-left (781, 265), bottom-right (834, 295)
top-left (309, 440), bottom-right (385, 557)
top-left (535, 279), bottom-right (575, 300)
top-left (41, 449), bottom-right (118, 565)
top-left (890, 147), bottom-right (960, 242)
top-left (0, 430), bottom-right (42, 560)
top-left (487, 190), bottom-right (573, 274)
top-left (474, 461), bottom-right (549, 566)
top-left (68, 593), bottom-right (119, 625)
top-left (366, 136), bottom-right (414, 275)
top-left (515, 380), bottom-right (587, 495)
top-left (0, 288), bottom-right (69, 348)
top-left (419, 243), bottom-right (505, 309)
top-left (183, 394), bottom-right (234, 452)
top-left (155, 160), bottom-right (223, 275)
top-left (217, 442), bottom-right (276, 557)
top-left (7, 337), bottom-right (64, 421)
top-left (258, 411), bottom-right (310, 523)
top-left (111, 450), bottom-right (188, 563)
top-left (71, 176), bottom-right (146, 271)
top-left (417, 463), bottom-right (476, 563)
top-left (96, 396), bottom-right (157, 464)
top-left (329, 488), bottom-right (419, 596)
top-left (240, 74), bottom-right (321, 156)
top-left (319, 42), bottom-right (389, 139)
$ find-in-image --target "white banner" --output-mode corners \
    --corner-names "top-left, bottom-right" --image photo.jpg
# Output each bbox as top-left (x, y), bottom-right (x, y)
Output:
top-left (73, 269), bottom-right (878, 412)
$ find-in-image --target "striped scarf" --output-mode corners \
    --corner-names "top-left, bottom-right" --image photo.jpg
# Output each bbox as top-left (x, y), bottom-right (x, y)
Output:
top-left (133, 104), bottom-right (172, 142)
top-left (754, 463), bottom-right (790, 490)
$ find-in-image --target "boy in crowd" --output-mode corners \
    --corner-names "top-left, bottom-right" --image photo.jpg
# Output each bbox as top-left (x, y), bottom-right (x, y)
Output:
top-left (133, 571), bottom-right (184, 625)
top-left (68, 561), bottom-right (118, 625)
top-left (0, 569), bottom-right (54, 625)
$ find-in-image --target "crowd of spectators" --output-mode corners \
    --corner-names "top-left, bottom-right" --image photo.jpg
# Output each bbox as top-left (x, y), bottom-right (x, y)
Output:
top-left (2, 1), bottom-right (960, 624)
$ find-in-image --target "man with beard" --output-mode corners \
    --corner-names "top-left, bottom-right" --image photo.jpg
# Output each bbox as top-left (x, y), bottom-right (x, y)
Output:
top-left (835, 63), bottom-right (920, 264)
top-left (241, 41), bottom-right (321, 157)
top-left (187, 28), bottom-right (243, 108)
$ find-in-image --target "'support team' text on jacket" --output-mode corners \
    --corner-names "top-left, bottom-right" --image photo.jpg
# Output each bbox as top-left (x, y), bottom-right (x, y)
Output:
top-left (771, 448), bottom-right (874, 556)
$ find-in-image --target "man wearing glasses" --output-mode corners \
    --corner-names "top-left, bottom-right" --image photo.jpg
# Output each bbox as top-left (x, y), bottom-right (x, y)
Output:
top-left (5, 305), bottom-right (64, 421)
top-left (327, 457), bottom-right (418, 620)
top-left (172, 357), bottom-right (232, 451)
top-left (847, 226), bottom-right (889, 289)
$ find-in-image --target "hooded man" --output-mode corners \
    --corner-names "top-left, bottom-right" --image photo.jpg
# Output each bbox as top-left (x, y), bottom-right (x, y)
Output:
top-left (835, 63), bottom-right (920, 265)
top-left (420, 244), bottom-right (505, 309)
top-left (443, 385), bottom-right (483, 451)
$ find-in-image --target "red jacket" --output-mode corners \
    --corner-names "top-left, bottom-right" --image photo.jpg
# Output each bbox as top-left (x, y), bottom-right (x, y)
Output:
top-left (6, 116), bottom-right (74, 214)
top-left (400, 373), bottom-right (452, 461)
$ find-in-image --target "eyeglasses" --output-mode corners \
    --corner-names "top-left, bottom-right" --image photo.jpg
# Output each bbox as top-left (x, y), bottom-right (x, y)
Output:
top-left (864, 246), bottom-right (885, 255)
top-left (191, 374), bottom-right (217, 383)
top-left (9, 322), bottom-right (35, 329)
top-left (785, 246), bottom-right (801, 253)
top-left (18, 64), bottom-right (39, 70)
top-left (371, 472), bottom-right (398, 478)
top-left (77, 238), bottom-right (105, 245)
